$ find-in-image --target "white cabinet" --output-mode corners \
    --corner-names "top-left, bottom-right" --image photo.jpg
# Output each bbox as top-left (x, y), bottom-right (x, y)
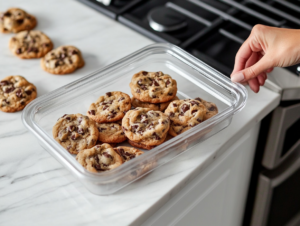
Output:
top-left (142, 123), bottom-right (260, 226)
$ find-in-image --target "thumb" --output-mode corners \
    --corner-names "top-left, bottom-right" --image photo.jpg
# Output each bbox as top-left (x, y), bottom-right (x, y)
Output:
top-left (231, 56), bottom-right (272, 83)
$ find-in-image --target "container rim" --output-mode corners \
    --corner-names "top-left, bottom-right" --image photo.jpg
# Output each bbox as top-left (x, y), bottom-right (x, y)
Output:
top-left (22, 43), bottom-right (248, 181)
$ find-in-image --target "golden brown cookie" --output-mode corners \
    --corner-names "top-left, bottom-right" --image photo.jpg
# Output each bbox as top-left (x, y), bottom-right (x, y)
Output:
top-left (97, 121), bottom-right (127, 143)
top-left (87, 91), bottom-right (131, 123)
top-left (9, 30), bottom-right (53, 59)
top-left (131, 96), bottom-right (179, 112)
top-left (53, 113), bottom-right (98, 155)
top-left (76, 143), bottom-right (123, 173)
top-left (128, 139), bottom-right (156, 150)
top-left (165, 99), bottom-right (207, 136)
top-left (122, 108), bottom-right (170, 146)
top-left (114, 146), bottom-right (143, 162)
top-left (41, 46), bottom-right (84, 75)
top-left (0, 8), bottom-right (37, 33)
top-left (129, 71), bottom-right (177, 103)
top-left (195, 97), bottom-right (218, 120)
top-left (0, 75), bottom-right (37, 112)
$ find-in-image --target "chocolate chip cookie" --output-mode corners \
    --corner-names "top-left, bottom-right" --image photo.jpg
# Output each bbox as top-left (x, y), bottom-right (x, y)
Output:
top-left (165, 99), bottom-right (207, 136)
top-left (128, 139), bottom-right (156, 150)
top-left (131, 96), bottom-right (179, 112)
top-left (53, 113), bottom-right (98, 155)
top-left (0, 8), bottom-right (37, 33)
top-left (41, 46), bottom-right (85, 75)
top-left (97, 121), bottom-right (127, 144)
top-left (114, 146), bottom-right (143, 162)
top-left (122, 107), bottom-right (170, 146)
top-left (76, 143), bottom-right (123, 173)
top-left (195, 97), bottom-right (218, 120)
top-left (87, 91), bottom-right (131, 123)
top-left (9, 30), bottom-right (53, 59)
top-left (0, 75), bottom-right (37, 113)
top-left (129, 71), bottom-right (177, 104)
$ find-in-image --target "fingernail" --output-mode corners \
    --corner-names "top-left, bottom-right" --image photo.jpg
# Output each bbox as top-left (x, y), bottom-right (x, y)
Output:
top-left (231, 72), bottom-right (245, 83)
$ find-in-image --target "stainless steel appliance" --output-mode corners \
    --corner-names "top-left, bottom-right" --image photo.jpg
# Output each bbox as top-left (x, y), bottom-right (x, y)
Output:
top-left (78, 0), bottom-right (300, 225)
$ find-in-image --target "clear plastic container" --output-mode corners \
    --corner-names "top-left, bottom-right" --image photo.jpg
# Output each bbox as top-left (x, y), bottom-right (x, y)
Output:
top-left (22, 43), bottom-right (247, 195)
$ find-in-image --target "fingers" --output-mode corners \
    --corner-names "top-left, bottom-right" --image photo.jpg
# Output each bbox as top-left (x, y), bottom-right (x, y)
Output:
top-left (248, 77), bottom-right (260, 93)
top-left (232, 38), bottom-right (254, 75)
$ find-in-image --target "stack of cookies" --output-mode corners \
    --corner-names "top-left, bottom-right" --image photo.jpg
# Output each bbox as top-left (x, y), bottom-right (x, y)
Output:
top-left (52, 70), bottom-right (219, 175)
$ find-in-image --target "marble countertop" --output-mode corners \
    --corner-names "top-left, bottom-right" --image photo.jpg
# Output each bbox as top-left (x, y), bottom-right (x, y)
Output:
top-left (0, 1), bottom-right (280, 225)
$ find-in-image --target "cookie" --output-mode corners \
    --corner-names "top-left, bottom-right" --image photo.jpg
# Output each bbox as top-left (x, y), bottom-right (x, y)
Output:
top-left (87, 91), bottom-right (131, 123)
top-left (165, 99), bottom-right (207, 136)
top-left (53, 113), bottom-right (98, 155)
top-left (9, 30), bottom-right (53, 59)
top-left (195, 97), bottom-right (218, 120)
top-left (114, 146), bottom-right (143, 162)
top-left (41, 46), bottom-right (85, 75)
top-left (0, 8), bottom-right (37, 33)
top-left (131, 96), bottom-right (179, 112)
top-left (96, 141), bottom-right (117, 147)
top-left (128, 139), bottom-right (156, 150)
top-left (76, 143), bottom-right (123, 173)
top-left (122, 107), bottom-right (170, 146)
top-left (0, 75), bottom-right (37, 112)
top-left (129, 71), bottom-right (177, 104)
top-left (97, 121), bottom-right (127, 143)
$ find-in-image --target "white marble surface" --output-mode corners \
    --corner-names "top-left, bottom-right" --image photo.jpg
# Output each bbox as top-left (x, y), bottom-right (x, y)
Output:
top-left (0, 1), bottom-right (280, 225)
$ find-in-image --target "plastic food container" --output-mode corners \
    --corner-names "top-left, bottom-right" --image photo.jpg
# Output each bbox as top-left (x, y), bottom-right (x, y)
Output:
top-left (22, 43), bottom-right (247, 195)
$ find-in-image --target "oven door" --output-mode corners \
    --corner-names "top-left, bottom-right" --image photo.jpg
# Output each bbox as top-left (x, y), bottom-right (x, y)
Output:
top-left (262, 103), bottom-right (300, 169)
top-left (251, 145), bottom-right (300, 226)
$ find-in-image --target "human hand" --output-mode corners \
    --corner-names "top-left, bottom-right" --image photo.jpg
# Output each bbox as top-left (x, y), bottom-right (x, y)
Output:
top-left (231, 25), bottom-right (300, 92)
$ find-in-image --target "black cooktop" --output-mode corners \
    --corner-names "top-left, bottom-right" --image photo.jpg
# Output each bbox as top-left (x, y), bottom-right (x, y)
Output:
top-left (78, 0), bottom-right (300, 77)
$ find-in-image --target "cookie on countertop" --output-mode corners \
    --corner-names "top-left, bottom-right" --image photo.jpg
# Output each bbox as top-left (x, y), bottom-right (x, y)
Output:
top-left (97, 121), bottom-right (127, 144)
top-left (114, 146), bottom-right (143, 162)
top-left (129, 71), bottom-right (177, 104)
top-left (0, 8), bottom-right (37, 33)
top-left (122, 107), bottom-right (170, 146)
top-left (0, 75), bottom-right (37, 112)
top-left (53, 113), bottom-right (98, 155)
top-left (9, 30), bottom-right (53, 59)
top-left (165, 99), bottom-right (207, 136)
top-left (195, 97), bottom-right (218, 120)
top-left (41, 46), bottom-right (85, 75)
top-left (76, 143), bottom-right (123, 173)
top-left (87, 91), bottom-right (131, 123)
top-left (131, 96), bottom-right (179, 112)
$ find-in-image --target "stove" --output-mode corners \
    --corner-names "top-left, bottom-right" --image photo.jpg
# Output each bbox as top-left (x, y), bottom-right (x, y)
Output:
top-left (79, 1), bottom-right (300, 225)
top-left (79, 0), bottom-right (300, 101)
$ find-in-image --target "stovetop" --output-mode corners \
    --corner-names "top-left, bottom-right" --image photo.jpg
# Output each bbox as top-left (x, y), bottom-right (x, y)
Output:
top-left (78, 0), bottom-right (300, 100)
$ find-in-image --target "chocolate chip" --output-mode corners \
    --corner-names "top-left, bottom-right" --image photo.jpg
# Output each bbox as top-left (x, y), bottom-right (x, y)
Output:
top-left (20, 101), bottom-right (25, 105)
top-left (71, 50), bottom-right (78, 55)
top-left (140, 85), bottom-right (147, 90)
top-left (27, 15), bottom-right (31, 19)
top-left (16, 48), bottom-right (22, 54)
top-left (192, 110), bottom-right (198, 115)
top-left (141, 114), bottom-right (148, 120)
top-left (138, 79), bottom-right (143, 85)
top-left (4, 12), bottom-right (11, 17)
top-left (62, 47), bottom-right (67, 52)
top-left (67, 126), bottom-right (75, 132)
top-left (4, 87), bottom-right (15, 93)
top-left (0, 81), bottom-right (9, 86)
top-left (190, 101), bottom-right (199, 106)
top-left (60, 53), bottom-right (66, 59)
top-left (78, 117), bottom-right (82, 123)
top-left (131, 125), bottom-right (138, 132)
top-left (118, 97), bottom-right (125, 102)
top-left (168, 93), bottom-right (173, 96)
top-left (103, 152), bottom-right (113, 159)
top-left (16, 19), bottom-right (24, 24)
top-left (3, 99), bottom-right (9, 105)
top-left (169, 112), bottom-right (175, 117)
top-left (78, 128), bottom-right (84, 134)
top-left (88, 110), bottom-right (95, 115)
top-left (107, 100), bottom-right (113, 104)
top-left (71, 134), bottom-right (76, 140)
top-left (69, 59), bottom-right (73, 64)
top-left (121, 132), bottom-right (124, 135)
top-left (143, 120), bottom-right (149, 124)
top-left (153, 132), bottom-right (160, 140)
top-left (16, 89), bottom-right (22, 98)
top-left (55, 60), bottom-right (60, 68)
top-left (152, 95), bottom-right (157, 98)
top-left (152, 80), bottom-right (159, 86)
top-left (136, 89), bottom-right (140, 93)
top-left (25, 90), bottom-right (32, 95)
top-left (62, 114), bottom-right (67, 118)
top-left (209, 106), bottom-right (216, 111)
top-left (166, 80), bottom-right (170, 86)
top-left (181, 104), bottom-right (190, 113)
top-left (103, 106), bottom-right (109, 110)
top-left (142, 71), bottom-right (148, 75)
top-left (98, 127), bottom-right (106, 132)
top-left (106, 92), bottom-right (112, 97)
top-left (197, 118), bottom-right (202, 123)
top-left (173, 103), bottom-right (177, 107)
top-left (155, 72), bottom-right (159, 76)
top-left (122, 126), bottom-right (128, 131)
top-left (195, 97), bottom-right (202, 102)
